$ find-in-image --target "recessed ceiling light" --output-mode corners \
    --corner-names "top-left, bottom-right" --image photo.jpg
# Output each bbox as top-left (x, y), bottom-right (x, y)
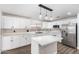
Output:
top-left (67, 12), bottom-right (71, 15)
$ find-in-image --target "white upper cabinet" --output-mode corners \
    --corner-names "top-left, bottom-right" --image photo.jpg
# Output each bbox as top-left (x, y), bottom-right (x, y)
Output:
top-left (2, 16), bottom-right (31, 28)
top-left (42, 22), bottom-right (53, 29)
top-left (30, 20), bottom-right (42, 28)
top-left (2, 16), bottom-right (42, 29)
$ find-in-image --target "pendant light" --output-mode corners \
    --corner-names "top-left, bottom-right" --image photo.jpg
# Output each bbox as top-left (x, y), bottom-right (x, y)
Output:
top-left (39, 7), bottom-right (42, 19)
top-left (49, 11), bottom-right (53, 20)
top-left (38, 4), bottom-right (53, 21)
top-left (44, 10), bottom-right (48, 20)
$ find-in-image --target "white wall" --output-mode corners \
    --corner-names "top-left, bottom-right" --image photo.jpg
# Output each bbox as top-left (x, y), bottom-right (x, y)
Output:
top-left (77, 14), bottom-right (79, 49)
top-left (0, 11), bottom-right (2, 53)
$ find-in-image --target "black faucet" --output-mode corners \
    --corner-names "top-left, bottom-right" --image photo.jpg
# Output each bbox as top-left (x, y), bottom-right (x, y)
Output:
top-left (27, 29), bottom-right (29, 32)
top-left (13, 30), bottom-right (16, 32)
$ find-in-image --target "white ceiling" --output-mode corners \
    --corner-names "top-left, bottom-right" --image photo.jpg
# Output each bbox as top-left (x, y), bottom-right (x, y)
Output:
top-left (0, 4), bottom-right (79, 21)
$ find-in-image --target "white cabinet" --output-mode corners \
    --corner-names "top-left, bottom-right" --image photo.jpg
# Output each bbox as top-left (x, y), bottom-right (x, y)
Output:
top-left (26, 36), bottom-right (31, 45)
top-left (23, 34), bottom-right (31, 45)
top-left (42, 22), bottom-right (53, 29)
top-left (2, 35), bottom-right (31, 51)
top-left (3, 16), bottom-right (31, 28)
top-left (11, 36), bottom-right (20, 49)
top-left (19, 35), bottom-right (27, 47)
top-left (2, 36), bottom-right (13, 51)
top-left (0, 36), bottom-right (2, 53)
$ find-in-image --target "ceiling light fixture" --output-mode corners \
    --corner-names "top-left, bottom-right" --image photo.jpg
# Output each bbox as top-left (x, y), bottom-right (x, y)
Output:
top-left (38, 4), bottom-right (53, 21)
top-left (49, 11), bottom-right (53, 20)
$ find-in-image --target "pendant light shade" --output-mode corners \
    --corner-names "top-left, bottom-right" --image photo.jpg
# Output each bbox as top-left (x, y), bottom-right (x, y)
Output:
top-left (44, 15), bottom-right (48, 20)
top-left (39, 14), bottom-right (42, 19)
top-left (39, 7), bottom-right (42, 20)
top-left (49, 17), bottom-right (53, 20)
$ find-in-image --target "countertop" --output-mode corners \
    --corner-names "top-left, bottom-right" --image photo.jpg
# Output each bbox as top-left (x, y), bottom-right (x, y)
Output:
top-left (1, 29), bottom-right (61, 36)
top-left (31, 35), bottom-right (63, 46)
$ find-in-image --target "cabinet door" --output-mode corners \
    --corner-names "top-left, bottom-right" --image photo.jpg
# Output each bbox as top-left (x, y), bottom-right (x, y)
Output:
top-left (23, 34), bottom-right (31, 45)
top-left (2, 36), bottom-right (12, 51)
top-left (19, 35), bottom-right (27, 47)
top-left (2, 35), bottom-right (31, 51)
top-left (0, 36), bottom-right (2, 53)
top-left (26, 35), bottom-right (31, 45)
top-left (2, 36), bottom-right (20, 51)
top-left (11, 36), bottom-right (20, 49)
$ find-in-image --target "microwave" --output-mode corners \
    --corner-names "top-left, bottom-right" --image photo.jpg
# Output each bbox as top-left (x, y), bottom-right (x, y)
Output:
top-left (53, 25), bottom-right (59, 28)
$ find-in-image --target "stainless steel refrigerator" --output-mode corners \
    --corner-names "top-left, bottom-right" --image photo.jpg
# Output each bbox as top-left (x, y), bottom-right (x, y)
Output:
top-left (62, 23), bottom-right (77, 48)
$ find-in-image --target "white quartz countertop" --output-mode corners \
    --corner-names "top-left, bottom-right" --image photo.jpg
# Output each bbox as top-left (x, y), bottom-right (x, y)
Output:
top-left (32, 35), bottom-right (63, 46)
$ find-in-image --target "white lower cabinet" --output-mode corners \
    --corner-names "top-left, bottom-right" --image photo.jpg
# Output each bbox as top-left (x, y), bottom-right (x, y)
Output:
top-left (2, 35), bottom-right (31, 51)
top-left (26, 36), bottom-right (31, 45)
top-left (19, 35), bottom-right (27, 47)
top-left (0, 36), bottom-right (2, 53)
top-left (11, 36), bottom-right (20, 49)
top-left (2, 36), bottom-right (13, 51)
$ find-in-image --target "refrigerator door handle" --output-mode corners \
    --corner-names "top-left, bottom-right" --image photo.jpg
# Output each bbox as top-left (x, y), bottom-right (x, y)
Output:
top-left (66, 33), bottom-right (68, 36)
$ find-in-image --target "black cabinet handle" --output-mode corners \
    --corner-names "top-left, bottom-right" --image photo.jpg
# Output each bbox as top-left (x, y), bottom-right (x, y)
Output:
top-left (11, 40), bottom-right (13, 42)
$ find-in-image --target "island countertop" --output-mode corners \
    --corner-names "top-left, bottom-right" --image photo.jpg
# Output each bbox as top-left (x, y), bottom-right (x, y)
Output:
top-left (31, 35), bottom-right (63, 46)
top-left (31, 35), bottom-right (63, 54)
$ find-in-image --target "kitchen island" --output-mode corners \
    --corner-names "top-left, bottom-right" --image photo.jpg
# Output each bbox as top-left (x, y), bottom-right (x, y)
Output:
top-left (30, 31), bottom-right (63, 54)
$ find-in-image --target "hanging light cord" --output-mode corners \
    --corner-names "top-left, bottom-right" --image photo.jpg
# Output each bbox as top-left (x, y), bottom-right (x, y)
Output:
top-left (50, 11), bottom-right (52, 17)
top-left (46, 10), bottom-right (47, 16)
top-left (40, 7), bottom-right (41, 15)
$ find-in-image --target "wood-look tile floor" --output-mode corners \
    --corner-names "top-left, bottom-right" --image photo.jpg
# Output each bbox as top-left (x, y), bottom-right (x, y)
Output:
top-left (1, 43), bottom-right (79, 54)
top-left (57, 43), bottom-right (78, 54)
top-left (1, 45), bottom-right (31, 54)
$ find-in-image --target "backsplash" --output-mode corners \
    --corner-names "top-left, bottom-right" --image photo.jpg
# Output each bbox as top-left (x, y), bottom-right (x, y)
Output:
top-left (1, 28), bottom-right (60, 33)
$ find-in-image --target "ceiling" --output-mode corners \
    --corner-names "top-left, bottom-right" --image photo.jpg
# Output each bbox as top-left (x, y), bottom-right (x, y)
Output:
top-left (0, 4), bottom-right (79, 21)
